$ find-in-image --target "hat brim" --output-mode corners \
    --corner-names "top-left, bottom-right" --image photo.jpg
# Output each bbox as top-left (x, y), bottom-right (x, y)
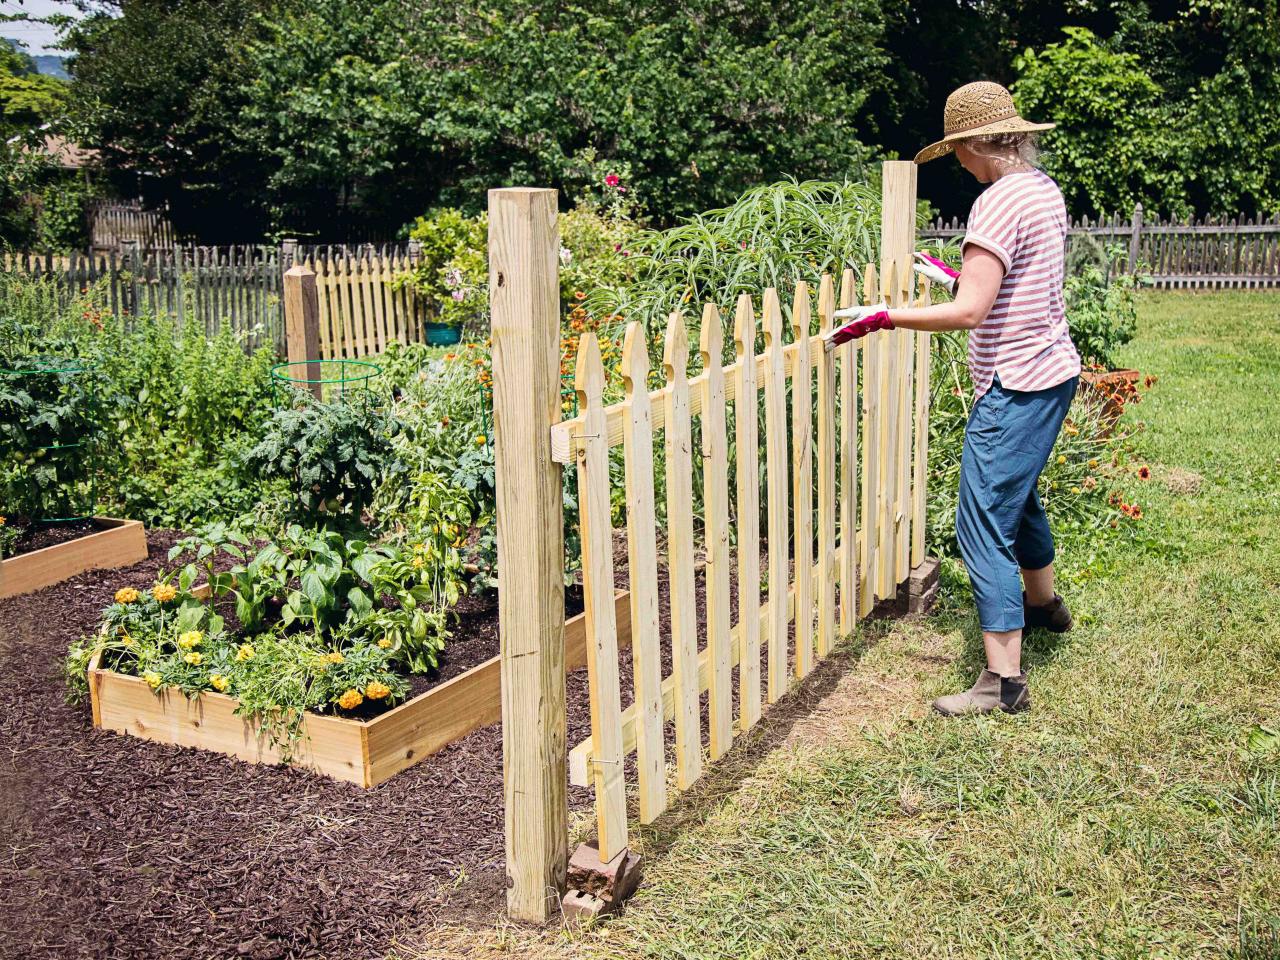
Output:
top-left (914, 117), bottom-right (1056, 165)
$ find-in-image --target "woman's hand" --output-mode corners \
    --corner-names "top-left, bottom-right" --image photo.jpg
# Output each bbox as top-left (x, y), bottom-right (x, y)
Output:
top-left (912, 252), bottom-right (959, 295)
top-left (824, 303), bottom-right (893, 351)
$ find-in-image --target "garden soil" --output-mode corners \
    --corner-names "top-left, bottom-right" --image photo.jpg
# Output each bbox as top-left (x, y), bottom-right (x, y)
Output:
top-left (0, 529), bottom-right (772, 960)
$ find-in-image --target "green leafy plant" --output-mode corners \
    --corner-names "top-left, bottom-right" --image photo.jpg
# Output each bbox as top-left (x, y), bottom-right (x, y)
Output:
top-left (400, 208), bottom-right (488, 328)
top-left (244, 395), bottom-right (404, 526)
top-left (1064, 241), bottom-right (1142, 369)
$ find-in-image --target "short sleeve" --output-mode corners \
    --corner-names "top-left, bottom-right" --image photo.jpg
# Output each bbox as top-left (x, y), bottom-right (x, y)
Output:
top-left (962, 190), bottom-right (1018, 273)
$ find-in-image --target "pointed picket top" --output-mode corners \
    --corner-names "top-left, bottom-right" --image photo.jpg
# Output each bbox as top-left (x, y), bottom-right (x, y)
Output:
top-left (863, 262), bottom-right (878, 305)
top-left (790, 280), bottom-right (811, 340)
top-left (839, 267), bottom-right (856, 310)
top-left (879, 260), bottom-right (897, 306)
top-left (621, 321), bottom-right (649, 397)
top-left (699, 302), bottom-right (724, 370)
top-left (761, 287), bottom-right (783, 348)
top-left (733, 293), bottom-right (756, 360)
top-left (574, 331), bottom-right (606, 406)
top-left (662, 309), bottom-right (689, 385)
top-left (818, 274), bottom-right (835, 333)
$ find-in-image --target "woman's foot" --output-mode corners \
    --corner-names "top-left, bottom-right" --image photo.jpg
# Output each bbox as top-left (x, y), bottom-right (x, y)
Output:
top-left (1023, 592), bottom-right (1073, 633)
top-left (933, 669), bottom-right (1030, 716)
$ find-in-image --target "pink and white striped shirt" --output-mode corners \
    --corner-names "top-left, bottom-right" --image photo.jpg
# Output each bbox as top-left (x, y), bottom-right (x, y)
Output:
top-left (961, 169), bottom-right (1080, 397)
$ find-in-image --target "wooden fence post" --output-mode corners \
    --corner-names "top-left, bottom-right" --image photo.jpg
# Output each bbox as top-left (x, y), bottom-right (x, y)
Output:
top-left (489, 187), bottom-right (567, 924)
top-left (1128, 203), bottom-right (1143, 274)
top-left (283, 265), bottom-right (322, 399)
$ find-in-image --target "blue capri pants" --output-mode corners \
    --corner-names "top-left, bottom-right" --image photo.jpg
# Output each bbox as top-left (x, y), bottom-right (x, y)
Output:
top-left (957, 373), bottom-right (1078, 632)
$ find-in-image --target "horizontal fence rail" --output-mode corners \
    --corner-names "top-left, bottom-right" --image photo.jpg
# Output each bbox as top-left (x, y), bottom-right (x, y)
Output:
top-left (926, 205), bottom-right (1280, 289)
top-left (2, 242), bottom-right (432, 358)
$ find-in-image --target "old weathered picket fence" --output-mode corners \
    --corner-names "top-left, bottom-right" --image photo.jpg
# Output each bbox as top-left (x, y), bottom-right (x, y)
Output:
top-left (928, 205), bottom-right (1280, 288)
top-left (88, 199), bottom-right (180, 252)
top-left (1, 242), bottom-right (431, 357)
top-left (490, 162), bottom-right (935, 922)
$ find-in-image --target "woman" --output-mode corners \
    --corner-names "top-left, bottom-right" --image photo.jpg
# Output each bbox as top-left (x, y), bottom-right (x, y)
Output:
top-left (828, 81), bottom-right (1081, 717)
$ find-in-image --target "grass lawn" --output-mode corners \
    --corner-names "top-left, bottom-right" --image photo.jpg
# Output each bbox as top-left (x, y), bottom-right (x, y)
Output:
top-left (537, 291), bottom-right (1280, 959)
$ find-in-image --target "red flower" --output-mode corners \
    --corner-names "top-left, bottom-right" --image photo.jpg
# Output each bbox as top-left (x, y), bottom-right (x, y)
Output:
top-left (1137, 465), bottom-right (1151, 480)
top-left (604, 173), bottom-right (620, 188)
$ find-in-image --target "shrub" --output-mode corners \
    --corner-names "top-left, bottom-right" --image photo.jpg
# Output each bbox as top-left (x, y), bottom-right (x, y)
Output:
top-left (1064, 241), bottom-right (1141, 369)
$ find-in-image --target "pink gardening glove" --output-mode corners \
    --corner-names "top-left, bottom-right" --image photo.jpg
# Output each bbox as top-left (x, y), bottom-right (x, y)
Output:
top-left (823, 303), bottom-right (893, 351)
top-left (912, 251), bottom-right (959, 295)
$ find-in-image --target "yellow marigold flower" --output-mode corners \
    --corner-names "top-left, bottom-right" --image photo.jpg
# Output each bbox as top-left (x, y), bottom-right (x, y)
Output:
top-left (377, 638), bottom-right (392, 649)
top-left (337, 688), bottom-right (363, 710)
top-left (183, 651), bottom-right (203, 666)
top-left (0, 515), bottom-right (5, 525)
top-left (143, 671), bottom-right (162, 689)
top-left (1056, 455), bottom-right (1067, 465)
top-left (365, 681), bottom-right (391, 700)
top-left (114, 587), bottom-right (140, 604)
top-left (327, 651), bottom-right (345, 664)
top-left (474, 434), bottom-right (487, 446)
top-left (177, 630), bottom-right (203, 649)
top-left (152, 583), bottom-right (178, 603)
top-left (235, 643), bottom-right (255, 661)
top-left (209, 674), bottom-right (230, 693)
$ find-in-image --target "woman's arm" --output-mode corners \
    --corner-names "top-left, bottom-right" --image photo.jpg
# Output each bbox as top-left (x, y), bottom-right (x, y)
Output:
top-left (888, 244), bottom-right (1004, 332)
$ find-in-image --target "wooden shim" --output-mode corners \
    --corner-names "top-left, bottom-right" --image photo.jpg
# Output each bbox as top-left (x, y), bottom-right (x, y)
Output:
top-left (762, 288), bottom-right (790, 702)
top-left (859, 263), bottom-right (879, 613)
top-left (575, 333), bottom-right (628, 861)
top-left (663, 311), bottom-right (703, 789)
top-left (569, 559), bottom-right (824, 787)
top-left (911, 279), bottom-right (933, 567)
top-left (837, 269), bottom-right (858, 633)
top-left (699, 303), bottom-right (733, 761)
top-left (619, 323), bottom-right (667, 824)
top-left (489, 187), bottom-right (567, 923)
top-left (0, 518), bottom-right (147, 599)
top-left (789, 282), bottom-right (815, 679)
top-left (732, 294), bottom-right (763, 731)
top-left (816, 275), bottom-right (838, 656)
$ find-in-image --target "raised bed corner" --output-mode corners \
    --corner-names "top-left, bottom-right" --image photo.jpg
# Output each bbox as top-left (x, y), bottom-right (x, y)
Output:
top-left (0, 518), bottom-right (148, 600)
top-left (88, 588), bottom-right (630, 787)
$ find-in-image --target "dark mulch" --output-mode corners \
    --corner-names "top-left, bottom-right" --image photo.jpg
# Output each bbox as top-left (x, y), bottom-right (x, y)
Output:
top-left (0, 529), bottom-right (597, 960)
top-left (0, 526), bottom-right (806, 960)
top-left (2, 518), bottom-right (97, 559)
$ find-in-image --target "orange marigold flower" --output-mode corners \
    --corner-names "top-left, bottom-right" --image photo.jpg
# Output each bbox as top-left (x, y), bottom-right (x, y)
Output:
top-left (365, 681), bottom-right (391, 700)
top-left (337, 689), bottom-right (363, 710)
top-left (152, 583), bottom-right (178, 603)
top-left (114, 587), bottom-right (140, 604)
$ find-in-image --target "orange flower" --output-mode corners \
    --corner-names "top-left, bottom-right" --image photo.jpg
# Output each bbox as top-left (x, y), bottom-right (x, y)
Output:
top-left (114, 587), bottom-right (140, 604)
top-left (152, 583), bottom-right (177, 603)
top-left (337, 689), bottom-right (363, 710)
top-left (365, 681), bottom-right (391, 700)
top-left (1137, 465), bottom-right (1151, 480)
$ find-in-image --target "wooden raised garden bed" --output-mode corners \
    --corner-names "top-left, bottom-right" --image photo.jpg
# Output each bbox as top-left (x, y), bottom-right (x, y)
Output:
top-left (0, 518), bottom-right (148, 600)
top-left (88, 588), bottom-right (631, 787)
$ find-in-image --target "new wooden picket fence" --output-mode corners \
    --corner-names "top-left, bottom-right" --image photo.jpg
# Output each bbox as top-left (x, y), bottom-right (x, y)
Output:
top-left (1, 243), bottom-right (432, 358)
top-left (927, 204), bottom-right (1280, 288)
top-left (489, 166), bottom-right (933, 921)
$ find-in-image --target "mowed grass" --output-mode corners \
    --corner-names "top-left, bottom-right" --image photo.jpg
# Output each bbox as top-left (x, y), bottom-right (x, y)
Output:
top-left (559, 291), bottom-right (1280, 960)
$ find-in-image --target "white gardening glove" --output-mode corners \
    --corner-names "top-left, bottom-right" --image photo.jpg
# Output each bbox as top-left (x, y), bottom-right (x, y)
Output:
top-left (912, 252), bottom-right (959, 295)
top-left (823, 303), bottom-right (891, 351)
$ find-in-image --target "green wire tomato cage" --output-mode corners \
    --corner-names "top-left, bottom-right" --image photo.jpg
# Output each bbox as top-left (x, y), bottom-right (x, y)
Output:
top-left (269, 358), bottom-right (383, 407)
top-left (0, 358), bottom-right (99, 524)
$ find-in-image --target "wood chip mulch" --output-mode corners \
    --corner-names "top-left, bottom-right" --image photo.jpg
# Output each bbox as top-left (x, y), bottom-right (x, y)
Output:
top-left (0, 529), bottom-right (603, 960)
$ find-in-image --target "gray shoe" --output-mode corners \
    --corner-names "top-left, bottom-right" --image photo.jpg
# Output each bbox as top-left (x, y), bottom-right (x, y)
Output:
top-left (933, 669), bottom-right (1030, 717)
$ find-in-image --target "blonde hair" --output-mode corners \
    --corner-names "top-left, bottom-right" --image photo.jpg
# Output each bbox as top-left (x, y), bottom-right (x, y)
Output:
top-left (965, 132), bottom-right (1041, 168)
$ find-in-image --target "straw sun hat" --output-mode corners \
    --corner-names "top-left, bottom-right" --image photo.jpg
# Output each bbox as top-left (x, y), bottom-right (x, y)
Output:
top-left (914, 81), bottom-right (1055, 164)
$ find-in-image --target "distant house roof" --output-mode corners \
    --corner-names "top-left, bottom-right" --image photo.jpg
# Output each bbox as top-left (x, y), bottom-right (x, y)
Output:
top-left (34, 133), bottom-right (98, 169)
